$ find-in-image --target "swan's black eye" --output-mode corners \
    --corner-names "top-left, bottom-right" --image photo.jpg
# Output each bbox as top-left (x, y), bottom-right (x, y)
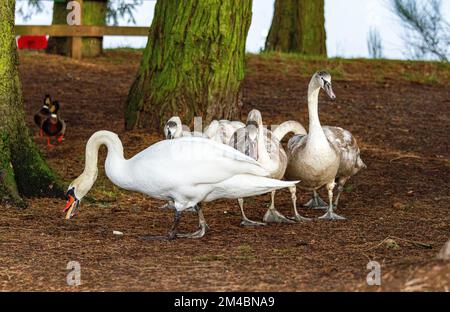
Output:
top-left (66, 187), bottom-right (75, 200)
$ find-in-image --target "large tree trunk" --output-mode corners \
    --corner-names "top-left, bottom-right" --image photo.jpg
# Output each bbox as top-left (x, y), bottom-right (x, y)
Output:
top-left (124, 0), bottom-right (253, 130)
top-left (47, 0), bottom-right (107, 57)
top-left (0, 0), bottom-right (63, 206)
top-left (265, 0), bottom-right (327, 56)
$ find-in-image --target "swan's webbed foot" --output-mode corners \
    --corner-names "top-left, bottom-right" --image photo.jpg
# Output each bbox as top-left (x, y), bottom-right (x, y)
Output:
top-left (138, 233), bottom-right (177, 241)
top-left (176, 204), bottom-right (209, 239)
top-left (318, 211), bottom-right (346, 221)
top-left (176, 223), bottom-right (209, 239)
top-left (289, 213), bottom-right (312, 222)
top-left (139, 210), bottom-right (182, 240)
top-left (263, 208), bottom-right (295, 224)
top-left (304, 192), bottom-right (328, 210)
top-left (240, 218), bottom-right (266, 227)
top-left (237, 198), bottom-right (266, 226)
top-left (318, 183), bottom-right (345, 220)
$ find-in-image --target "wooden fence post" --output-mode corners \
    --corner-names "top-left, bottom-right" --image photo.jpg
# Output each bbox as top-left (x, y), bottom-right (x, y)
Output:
top-left (70, 0), bottom-right (83, 59)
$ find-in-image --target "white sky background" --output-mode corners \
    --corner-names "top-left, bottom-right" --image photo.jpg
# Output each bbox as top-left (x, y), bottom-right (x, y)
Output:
top-left (15, 0), bottom-right (450, 60)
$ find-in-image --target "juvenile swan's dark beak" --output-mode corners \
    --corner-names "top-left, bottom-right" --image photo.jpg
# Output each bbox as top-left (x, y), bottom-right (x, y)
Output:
top-left (323, 82), bottom-right (336, 100)
top-left (63, 188), bottom-right (79, 220)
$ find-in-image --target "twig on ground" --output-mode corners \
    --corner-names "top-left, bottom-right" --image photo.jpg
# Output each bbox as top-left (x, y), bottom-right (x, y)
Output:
top-left (363, 236), bottom-right (433, 252)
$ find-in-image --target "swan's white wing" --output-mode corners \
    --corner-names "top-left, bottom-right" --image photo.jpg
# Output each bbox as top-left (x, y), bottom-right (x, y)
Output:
top-left (323, 126), bottom-right (365, 175)
top-left (130, 137), bottom-right (269, 186)
top-left (230, 121), bottom-right (245, 129)
top-left (204, 175), bottom-right (299, 202)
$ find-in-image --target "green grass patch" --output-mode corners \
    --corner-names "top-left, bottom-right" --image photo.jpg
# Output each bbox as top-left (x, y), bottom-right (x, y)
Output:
top-left (103, 47), bottom-right (145, 53)
top-left (237, 244), bottom-right (253, 254)
top-left (246, 52), bottom-right (450, 85)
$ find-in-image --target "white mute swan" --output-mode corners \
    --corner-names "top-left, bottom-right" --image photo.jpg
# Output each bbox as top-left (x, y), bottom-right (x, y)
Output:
top-left (286, 71), bottom-right (364, 220)
top-left (63, 131), bottom-right (298, 239)
top-left (229, 109), bottom-right (309, 225)
top-left (163, 116), bottom-right (261, 224)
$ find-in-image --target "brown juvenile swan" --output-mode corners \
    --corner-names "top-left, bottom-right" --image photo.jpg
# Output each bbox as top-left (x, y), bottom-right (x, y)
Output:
top-left (230, 109), bottom-right (309, 225)
top-left (286, 71), bottom-right (366, 220)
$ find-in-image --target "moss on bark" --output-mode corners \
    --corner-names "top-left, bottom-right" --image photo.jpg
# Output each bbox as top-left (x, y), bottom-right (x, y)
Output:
top-left (0, 0), bottom-right (64, 205)
top-left (124, 0), bottom-right (253, 130)
top-left (265, 0), bottom-right (327, 56)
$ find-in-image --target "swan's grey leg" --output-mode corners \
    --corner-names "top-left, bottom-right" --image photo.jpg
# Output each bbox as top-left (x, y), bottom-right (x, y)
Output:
top-left (333, 177), bottom-right (349, 209)
top-left (238, 198), bottom-right (266, 226)
top-left (139, 210), bottom-right (182, 241)
top-left (319, 182), bottom-right (346, 220)
top-left (288, 186), bottom-right (310, 221)
top-left (263, 191), bottom-right (295, 224)
top-left (177, 204), bottom-right (210, 239)
top-left (303, 190), bottom-right (328, 210)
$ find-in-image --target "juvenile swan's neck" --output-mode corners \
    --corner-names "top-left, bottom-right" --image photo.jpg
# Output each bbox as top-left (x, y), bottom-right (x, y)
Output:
top-left (256, 123), bottom-right (271, 163)
top-left (307, 82), bottom-right (327, 143)
top-left (83, 131), bottom-right (125, 182)
top-left (247, 112), bottom-right (271, 165)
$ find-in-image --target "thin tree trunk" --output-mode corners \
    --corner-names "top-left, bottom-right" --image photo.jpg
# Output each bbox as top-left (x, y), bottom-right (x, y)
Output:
top-left (124, 0), bottom-right (253, 130)
top-left (46, 0), bottom-right (70, 56)
top-left (0, 0), bottom-right (63, 206)
top-left (265, 0), bottom-right (327, 56)
top-left (47, 0), bottom-right (107, 57)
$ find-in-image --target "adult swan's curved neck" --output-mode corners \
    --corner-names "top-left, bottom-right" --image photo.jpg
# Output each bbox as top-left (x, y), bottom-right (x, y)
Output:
top-left (81, 131), bottom-right (128, 191)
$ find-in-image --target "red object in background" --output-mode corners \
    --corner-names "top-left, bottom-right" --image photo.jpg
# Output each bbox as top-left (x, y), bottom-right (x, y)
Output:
top-left (17, 36), bottom-right (48, 50)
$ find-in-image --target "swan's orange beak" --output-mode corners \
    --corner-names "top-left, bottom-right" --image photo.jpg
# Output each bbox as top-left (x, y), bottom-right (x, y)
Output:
top-left (63, 188), bottom-right (79, 219)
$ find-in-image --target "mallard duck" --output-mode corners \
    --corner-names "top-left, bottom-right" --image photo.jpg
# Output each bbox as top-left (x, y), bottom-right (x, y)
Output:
top-left (41, 111), bottom-right (66, 148)
top-left (34, 94), bottom-right (53, 136)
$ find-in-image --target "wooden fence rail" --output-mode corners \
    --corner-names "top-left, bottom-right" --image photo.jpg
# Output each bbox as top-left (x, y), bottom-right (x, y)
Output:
top-left (15, 25), bottom-right (150, 59)
top-left (15, 0), bottom-right (150, 59)
top-left (15, 25), bottom-right (150, 37)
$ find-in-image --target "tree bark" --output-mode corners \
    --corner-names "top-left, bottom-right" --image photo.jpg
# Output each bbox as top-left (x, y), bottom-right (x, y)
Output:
top-left (265, 0), bottom-right (327, 56)
top-left (47, 0), bottom-right (107, 57)
top-left (0, 0), bottom-right (64, 206)
top-left (124, 0), bottom-right (253, 130)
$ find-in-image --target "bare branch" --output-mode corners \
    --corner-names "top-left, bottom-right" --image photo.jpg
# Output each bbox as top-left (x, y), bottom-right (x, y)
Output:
top-left (107, 0), bottom-right (143, 26)
top-left (388, 0), bottom-right (449, 61)
top-left (17, 0), bottom-right (144, 26)
top-left (367, 28), bottom-right (383, 59)
top-left (16, 0), bottom-right (44, 21)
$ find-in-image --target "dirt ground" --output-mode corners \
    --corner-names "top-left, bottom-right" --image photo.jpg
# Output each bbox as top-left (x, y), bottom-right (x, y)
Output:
top-left (0, 50), bottom-right (449, 291)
